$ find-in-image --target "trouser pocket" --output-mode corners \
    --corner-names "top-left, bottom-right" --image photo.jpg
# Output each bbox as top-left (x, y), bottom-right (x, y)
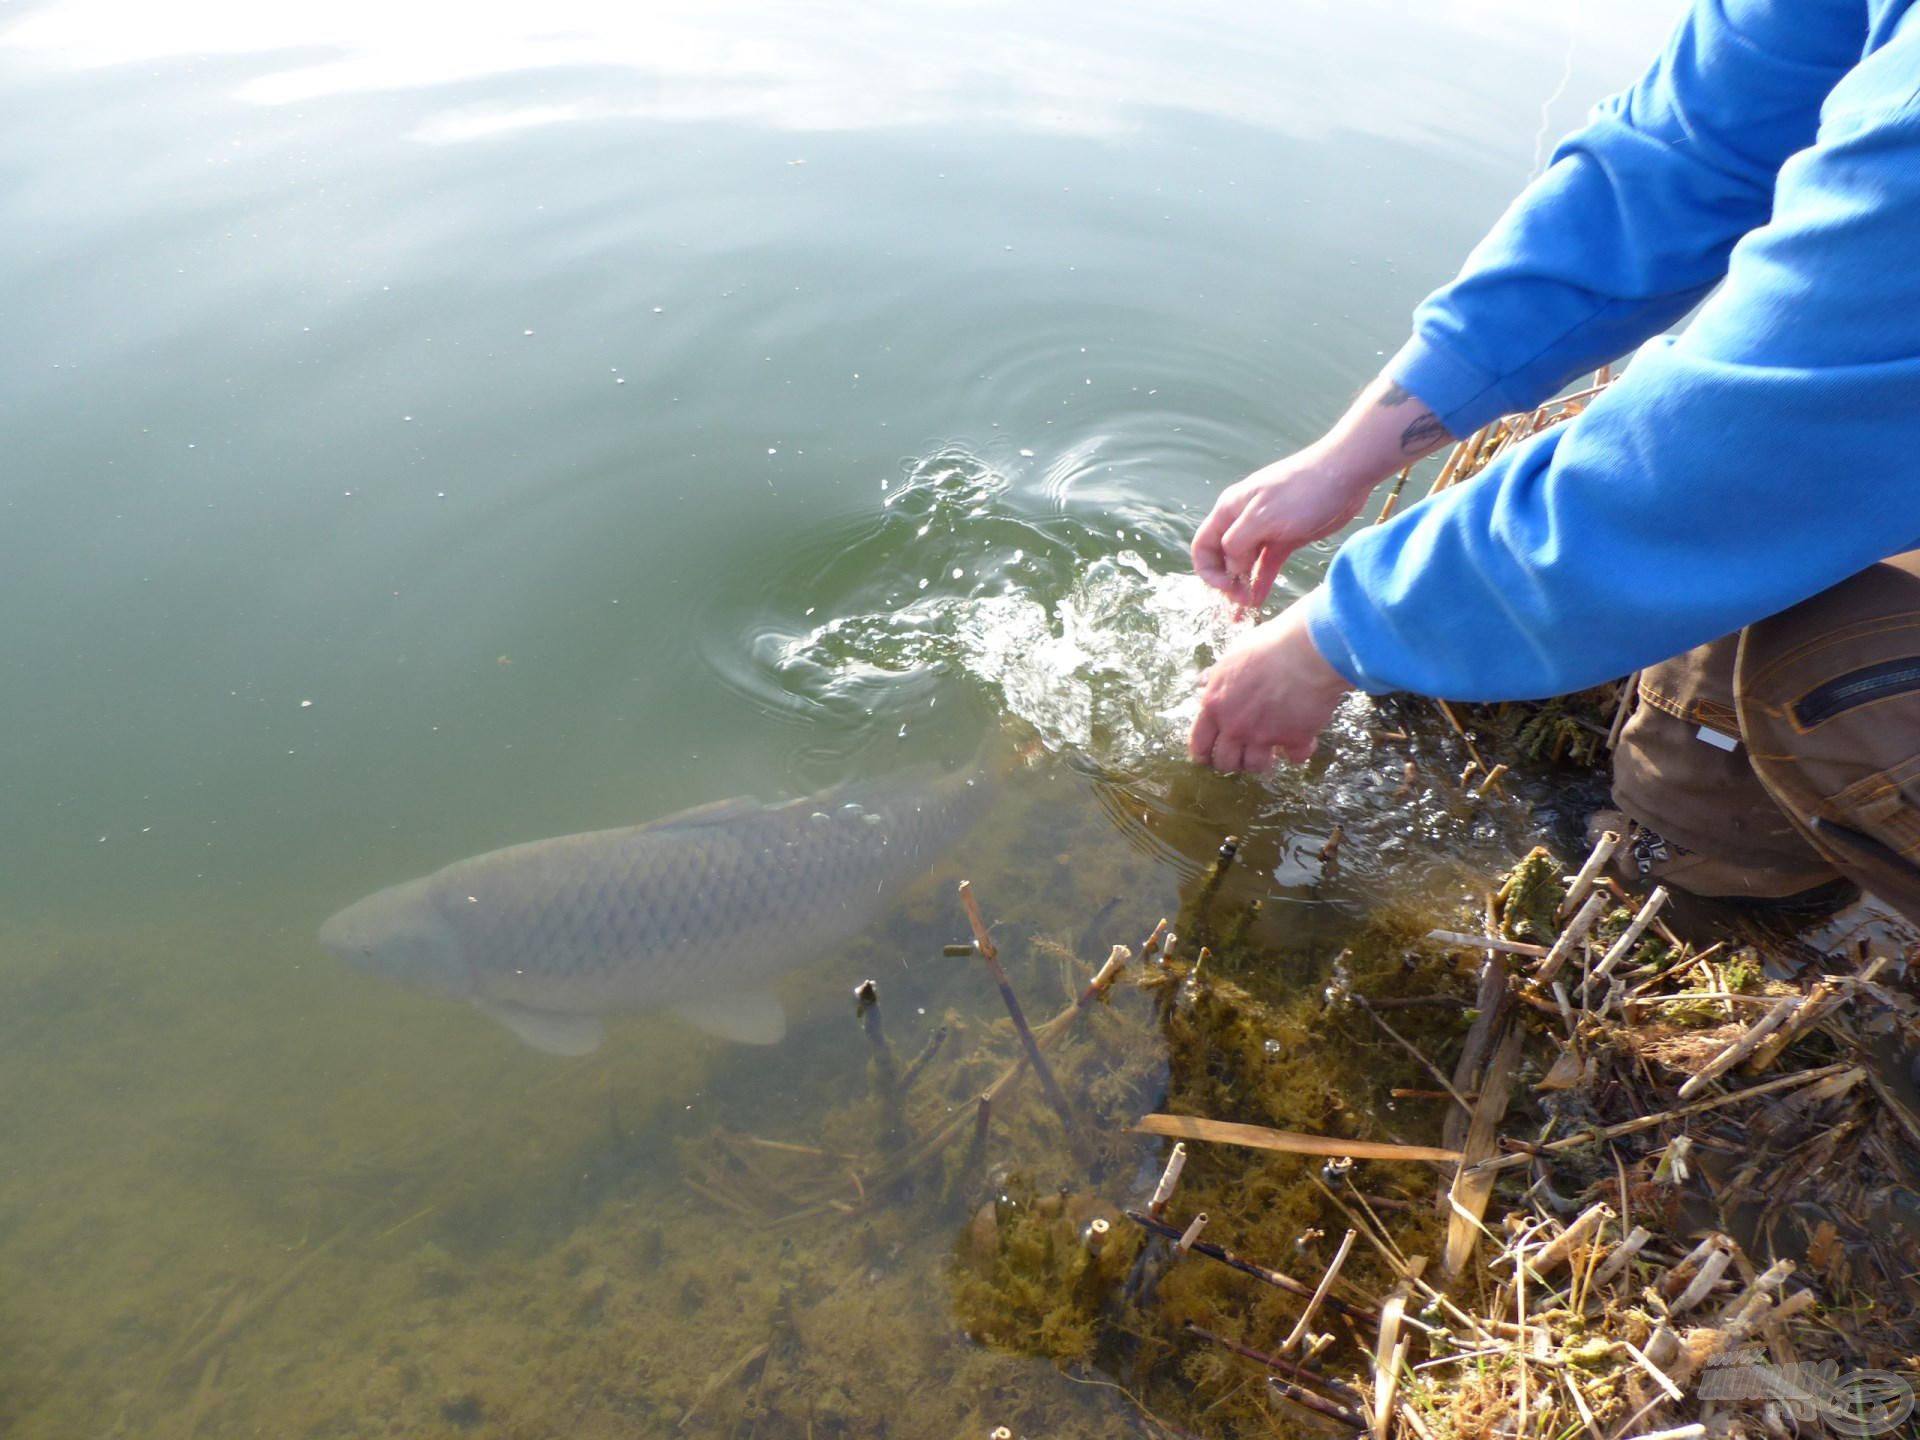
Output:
top-left (1736, 551), bottom-right (1920, 923)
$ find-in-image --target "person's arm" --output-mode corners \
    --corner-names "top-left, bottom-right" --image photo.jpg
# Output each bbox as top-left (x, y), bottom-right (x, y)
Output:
top-left (1189, 377), bottom-right (1452, 607)
top-left (1193, 0), bottom-right (1865, 609)
top-left (1392, 0), bottom-right (1867, 441)
top-left (1309, 61), bottom-right (1920, 703)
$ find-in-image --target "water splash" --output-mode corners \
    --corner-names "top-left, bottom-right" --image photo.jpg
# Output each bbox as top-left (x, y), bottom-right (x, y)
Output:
top-left (741, 446), bottom-right (1240, 769)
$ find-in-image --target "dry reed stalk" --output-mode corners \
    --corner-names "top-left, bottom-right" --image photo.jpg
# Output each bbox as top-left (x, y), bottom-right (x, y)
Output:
top-left (1583, 885), bottom-right (1670, 996)
top-left (1529, 1202), bottom-right (1613, 1274)
top-left (1676, 993), bottom-right (1803, 1099)
top-left (1423, 929), bottom-right (1549, 958)
top-left (1125, 1210), bottom-right (1382, 1325)
top-left (1376, 465), bottom-right (1413, 524)
top-left (1667, 1236), bottom-right (1736, 1316)
top-left (1442, 1023), bottom-right (1524, 1278)
top-left (1283, 1228), bottom-right (1358, 1354)
top-left (1744, 957), bottom-right (1883, 1071)
top-left (1593, 1225), bottom-right (1651, 1286)
top-left (1606, 672), bottom-right (1640, 750)
top-left (677, 1340), bottom-right (771, 1430)
top-left (1370, 1279), bottom-right (1416, 1440)
top-left (1443, 946), bottom-right (1513, 1154)
top-left (1433, 699), bottom-right (1489, 774)
top-left (957, 880), bottom-right (1087, 1163)
top-left (1147, 1141), bottom-right (1188, 1219)
top-left (1180, 1322), bottom-right (1366, 1408)
top-left (1468, 1062), bottom-right (1859, 1177)
top-left (1132, 1113), bottom-right (1464, 1165)
top-left (172, 1227), bottom-right (349, 1377)
top-left (1560, 830), bottom-right (1620, 920)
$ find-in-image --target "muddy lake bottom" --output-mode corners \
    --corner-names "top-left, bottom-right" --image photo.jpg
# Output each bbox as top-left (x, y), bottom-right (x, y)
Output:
top-left (0, 741), bottom-right (1613, 1440)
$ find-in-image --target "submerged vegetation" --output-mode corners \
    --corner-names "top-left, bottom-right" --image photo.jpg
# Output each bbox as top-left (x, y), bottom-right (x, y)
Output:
top-left (5, 386), bottom-right (1915, 1440)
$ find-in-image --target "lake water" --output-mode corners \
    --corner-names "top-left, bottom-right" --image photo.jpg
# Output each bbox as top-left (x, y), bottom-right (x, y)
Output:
top-left (0, 2), bottom-right (1684, 1435)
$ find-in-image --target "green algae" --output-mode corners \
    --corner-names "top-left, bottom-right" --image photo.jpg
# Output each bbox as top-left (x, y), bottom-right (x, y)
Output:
top-left (1496, 845), bottom-right (1563, 946)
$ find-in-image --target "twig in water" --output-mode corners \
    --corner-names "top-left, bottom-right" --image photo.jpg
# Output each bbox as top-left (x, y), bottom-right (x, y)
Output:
top-left (1182, 1321), bottom-right (1365, 1406)
top-left (898, 1024), bottom-right (949, 1094)
top-left (1476, 1063), bottom-right (1860, 1175)
top-left (1124, 1210), bottom-right (1380, 1325)
top-left (956, 880), bottom-right (1089, 1165)
top-left (1284, 1228), bottom-right (1357, 1354)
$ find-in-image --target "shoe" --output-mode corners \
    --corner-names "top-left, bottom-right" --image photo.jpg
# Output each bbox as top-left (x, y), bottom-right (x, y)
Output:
top-left (1583, 809), bottom-right (1857, 913)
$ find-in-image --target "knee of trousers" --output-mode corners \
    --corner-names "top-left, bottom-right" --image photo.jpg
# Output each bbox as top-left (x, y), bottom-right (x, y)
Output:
top-left (1612, 633), bottom-right (1834, 876)
top-left (1735, 551), bottom-right (1920, 922)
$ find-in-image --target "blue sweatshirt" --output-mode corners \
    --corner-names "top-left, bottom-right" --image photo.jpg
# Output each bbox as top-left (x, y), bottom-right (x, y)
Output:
top-left (1306, 0), bottom-right (1920, 701)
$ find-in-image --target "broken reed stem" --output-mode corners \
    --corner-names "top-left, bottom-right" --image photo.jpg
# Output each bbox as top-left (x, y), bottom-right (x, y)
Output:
top-left (1675, 994), bottom-right (1802, 1099)
top-left (1606, 672), bottom-right (1640, 750)
top-left (1284, 1228), bottom-right (1357, 1353)
top-left (1473, 1063), bottom-right (1859, 1176)
top-left (1181, 1322), bottom-right (1366, 1409)
top-left (1560, 830), bottom-right (1621, 921)
top-left (1375, 466), bottom-right (1412, 524)
top-left (1593, 1225), bottom-right (1652, 1287)
top-left (1147, 1141), bottom-right (1188, 1220)
top-left (854, 979), bottom-right (907, 1151)
top-left (956, 880), bottom-right (1089, 1165)
top-left (1528, 1202), bottom-right (1613, 1274)
top-left (1125, 1210), bottom-right (1381, 1326)
top-left (1432, 699), bottom-right (1488, 774)
top-left (1536, 891), bottom-right (1608, 985)
top-left (1425, 930), bottom-right (1549, 959)
top-left (1583, 886), bottom-right (1670, 995)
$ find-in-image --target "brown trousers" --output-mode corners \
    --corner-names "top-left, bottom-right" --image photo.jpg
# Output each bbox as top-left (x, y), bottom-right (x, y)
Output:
top-left (1612, 551), bottom-right (1920, 920)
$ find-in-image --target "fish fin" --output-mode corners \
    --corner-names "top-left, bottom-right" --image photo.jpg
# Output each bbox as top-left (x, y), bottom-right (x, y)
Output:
top-left (475, 998), bottom-right (604, 1057)
top-left (671, 990), bottom-right (787, 1045)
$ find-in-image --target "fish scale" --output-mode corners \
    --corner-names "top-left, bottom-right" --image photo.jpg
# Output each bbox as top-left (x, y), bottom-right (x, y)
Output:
top-left (319, 762), bottom-right (993, 1054)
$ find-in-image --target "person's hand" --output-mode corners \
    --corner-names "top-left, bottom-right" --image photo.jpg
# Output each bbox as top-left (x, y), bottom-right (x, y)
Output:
top-left (1191, 375), bottom-right (1452, 608)
top-left (1189, 446), bottom-right (1375, 607)
top-left (1189, 597), bottom-right (1352, 771)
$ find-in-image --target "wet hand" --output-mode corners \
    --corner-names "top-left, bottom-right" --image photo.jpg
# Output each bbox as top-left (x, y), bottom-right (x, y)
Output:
top-left (1189, 448), bottom-right (1375, 608)
top-left (1188, 598), bottom-right (1352, 771)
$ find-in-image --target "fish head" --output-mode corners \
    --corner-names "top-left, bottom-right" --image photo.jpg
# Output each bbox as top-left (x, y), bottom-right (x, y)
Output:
top-left (319, 878), bottom-right (469, 1000)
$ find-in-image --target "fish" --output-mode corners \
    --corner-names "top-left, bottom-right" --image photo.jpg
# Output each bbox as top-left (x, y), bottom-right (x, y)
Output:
top-left (318, 758), bottom-right (995, 1056)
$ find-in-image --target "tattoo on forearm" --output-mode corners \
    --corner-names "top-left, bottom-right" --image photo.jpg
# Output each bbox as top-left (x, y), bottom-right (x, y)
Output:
top-left (1376, 379), bottom-right (1451, 455)
top-left (1398, 410), bottom-right (1451, 455)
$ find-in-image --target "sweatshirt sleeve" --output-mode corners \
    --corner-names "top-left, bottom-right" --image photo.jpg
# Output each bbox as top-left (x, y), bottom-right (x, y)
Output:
top-left (1389, 0), bottom-right (1867, 439)
top-left (1310, 65), bottom-right (1920, 702)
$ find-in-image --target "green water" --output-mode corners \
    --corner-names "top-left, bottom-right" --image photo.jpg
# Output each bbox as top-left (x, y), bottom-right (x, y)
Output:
top-left (0, 2), bottom-right (1683, 1435)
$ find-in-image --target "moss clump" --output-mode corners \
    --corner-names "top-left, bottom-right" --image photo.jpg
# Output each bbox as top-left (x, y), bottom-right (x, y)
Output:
top-left (948, 1177), bottom-right (1135, 1364)
top-left (1496, 845), bottom-right (1563, 946)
